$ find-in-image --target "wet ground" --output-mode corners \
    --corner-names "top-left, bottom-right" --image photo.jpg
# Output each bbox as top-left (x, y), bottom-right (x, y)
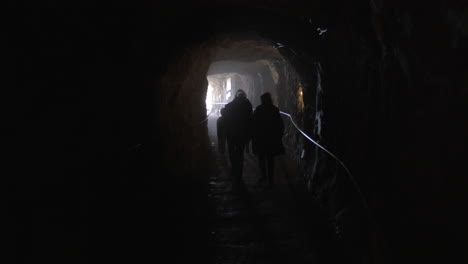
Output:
top-left (206, 114), bottom-right (342, 264)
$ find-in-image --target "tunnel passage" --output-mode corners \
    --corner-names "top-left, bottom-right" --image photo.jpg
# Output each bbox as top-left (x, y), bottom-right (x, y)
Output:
top-left (157, 31), bottom-right (380, 263)
top-left (158, 34), bottom-right (307, 179)
top-left (156, 4), bottom-right (468, 261)
top-left (9, 1), bottom-right (468, 263)
top-left (206, 60), bottom-right (280, 110)
top-left (205, 39), bottom-right (304, 114)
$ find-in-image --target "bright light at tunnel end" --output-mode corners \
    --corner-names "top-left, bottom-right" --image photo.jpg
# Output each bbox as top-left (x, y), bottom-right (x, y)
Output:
top-left (206, 84), bottom-right (213, 114)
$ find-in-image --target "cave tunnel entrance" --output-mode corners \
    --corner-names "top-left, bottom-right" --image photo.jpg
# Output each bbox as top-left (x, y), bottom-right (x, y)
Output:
top-left (156, 21), bottom-right (375, 263)
top-left (202, 35), bottom-right (305, 144)
top-left (195, 34), bottom-right (342, 264)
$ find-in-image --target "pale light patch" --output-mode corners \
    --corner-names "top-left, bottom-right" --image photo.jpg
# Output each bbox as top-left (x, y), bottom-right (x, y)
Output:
top-left (297, 84), bottom-right (304, 112)
top-left (206, 83), bottom-right (214, 114)
top-left (256, 59), bottom-right (279, 85)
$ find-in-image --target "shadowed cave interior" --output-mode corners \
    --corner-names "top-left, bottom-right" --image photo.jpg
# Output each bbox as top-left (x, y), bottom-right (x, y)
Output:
top-left (7, 1), bottom-right (468, 263)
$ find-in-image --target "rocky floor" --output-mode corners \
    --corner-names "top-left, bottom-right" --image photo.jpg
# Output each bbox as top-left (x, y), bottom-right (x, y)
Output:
top-left (206, 115), bottom-right (342, 264)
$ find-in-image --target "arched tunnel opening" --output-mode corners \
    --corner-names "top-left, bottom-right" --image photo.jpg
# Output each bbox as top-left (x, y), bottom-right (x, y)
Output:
top-left (203, 36), bottom-right (303, 135)
top-left (159, 31), bottom-right (373, 264)
top-left (8, 1), bottom-right (468, 264)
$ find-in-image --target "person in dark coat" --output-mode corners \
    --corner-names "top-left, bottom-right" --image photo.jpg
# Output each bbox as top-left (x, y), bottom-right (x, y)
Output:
top-left (252, 92), bottom-right (285, 187)
top-left (223, 89), bottom-right (253, 182)
top-left (216, 108), bottom-right (227, 154)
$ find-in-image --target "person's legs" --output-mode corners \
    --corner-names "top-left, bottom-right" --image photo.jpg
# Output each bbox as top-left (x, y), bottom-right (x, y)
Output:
top-left (233, 141), bottom-right (245, 181)
top-left (218, 136), bottom-right (226, 154)
top-left (227, 138), bottom-right (235, 175)
top-left (267, 155), bottom-right (275, 187)
top-left (258, 154), bottom-right (266, 182)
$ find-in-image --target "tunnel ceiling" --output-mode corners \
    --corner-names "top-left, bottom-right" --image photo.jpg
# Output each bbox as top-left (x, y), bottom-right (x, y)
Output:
top-left (207, 60), bottom-right (274, 75)
top-left (205, 35), bottom-right (287, 98)
top-left (211, 39), bottom-right (283, 62)
top-left (206, 35), bottom-right (287, 83)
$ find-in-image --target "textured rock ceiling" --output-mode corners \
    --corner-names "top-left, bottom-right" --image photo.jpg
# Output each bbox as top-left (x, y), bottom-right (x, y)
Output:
top-left (207, 60), bottom-right (270, 75)
top-left (211, 39), bottom-right (284, 62)
top-left (207, 60), bottom-right (280, 84)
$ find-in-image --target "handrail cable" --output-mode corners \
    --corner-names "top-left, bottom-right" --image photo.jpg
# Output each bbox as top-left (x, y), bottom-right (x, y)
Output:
top-left (189, 105), bottom-right (377, 231)
top-left (190, 108), bottom-right (214, 127)
top-left (192, 107), bottom-right (374, 220)
top-left (279, 110), bottom-right (372, 214)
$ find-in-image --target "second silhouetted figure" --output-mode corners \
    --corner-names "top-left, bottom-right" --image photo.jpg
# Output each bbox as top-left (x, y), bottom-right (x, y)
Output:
top-left (252, 92), bottom-right (285, 187)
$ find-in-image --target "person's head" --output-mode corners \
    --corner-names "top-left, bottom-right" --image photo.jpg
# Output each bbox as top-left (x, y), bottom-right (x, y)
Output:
top-left (220, 107), bottom-right (226, 116)
top-left (260, 92), bottom-right (273, 105)
top-left (235, 89), bottom-right (246, 99)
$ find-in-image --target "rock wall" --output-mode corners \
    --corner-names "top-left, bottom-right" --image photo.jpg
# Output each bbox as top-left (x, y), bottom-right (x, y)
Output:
top-left (306, 1), bottom-right (468, 263)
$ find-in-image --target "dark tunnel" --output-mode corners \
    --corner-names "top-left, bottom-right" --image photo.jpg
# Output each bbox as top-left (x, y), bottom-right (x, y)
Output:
top-left (7, 1), bottom-right (468, 263)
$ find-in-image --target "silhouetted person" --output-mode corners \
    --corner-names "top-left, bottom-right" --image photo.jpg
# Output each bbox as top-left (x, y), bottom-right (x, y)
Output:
top-left (245, 138), bottom-right (252, 154)
top-left (223, 89), bottom-right (253, 182)
top-left (252, 92), bottom-right (285, 187)
top-left (216, 108), bottom-right (227, 154)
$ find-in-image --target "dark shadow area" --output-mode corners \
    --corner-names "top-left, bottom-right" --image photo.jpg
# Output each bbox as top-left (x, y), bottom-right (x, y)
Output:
top-left (7, 1), bottom-right (468, 263)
